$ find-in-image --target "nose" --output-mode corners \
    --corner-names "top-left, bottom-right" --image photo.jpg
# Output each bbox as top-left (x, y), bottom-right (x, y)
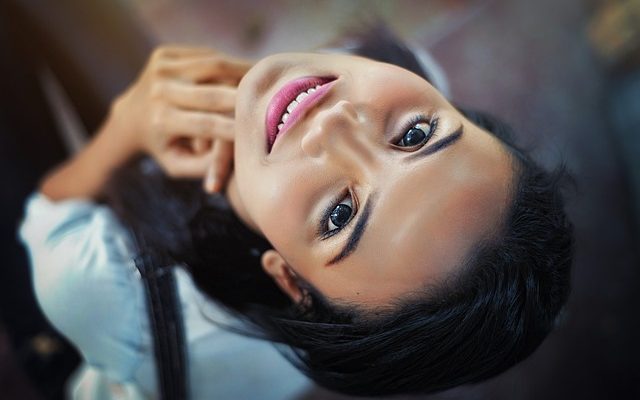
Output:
top-left (301, 100), bottom-right (376, 168)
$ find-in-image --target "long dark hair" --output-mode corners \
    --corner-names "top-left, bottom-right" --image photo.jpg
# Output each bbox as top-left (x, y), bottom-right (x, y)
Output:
top-left (105, 25), bottom-right (573, 397)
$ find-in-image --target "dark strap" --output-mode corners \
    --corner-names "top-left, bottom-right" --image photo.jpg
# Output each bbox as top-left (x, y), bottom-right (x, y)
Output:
top-left (134, 251), bottom-right (189, 400)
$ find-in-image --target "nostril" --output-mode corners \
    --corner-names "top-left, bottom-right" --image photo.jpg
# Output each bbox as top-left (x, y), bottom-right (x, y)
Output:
top-left (301, 126), bottom-right (323, 158)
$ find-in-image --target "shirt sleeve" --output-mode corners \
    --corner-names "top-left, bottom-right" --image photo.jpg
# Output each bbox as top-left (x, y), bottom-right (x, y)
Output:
top-left (18, 193), bottom-right (151, 383)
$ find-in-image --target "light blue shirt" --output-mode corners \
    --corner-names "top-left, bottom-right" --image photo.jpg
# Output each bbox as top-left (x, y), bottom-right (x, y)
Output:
top-left (19, 193), bottom-right (311, 399)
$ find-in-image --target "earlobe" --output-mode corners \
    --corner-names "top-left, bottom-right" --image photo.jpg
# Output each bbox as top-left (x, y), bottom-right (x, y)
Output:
top-left (261, 250), bottom-right (305, 304)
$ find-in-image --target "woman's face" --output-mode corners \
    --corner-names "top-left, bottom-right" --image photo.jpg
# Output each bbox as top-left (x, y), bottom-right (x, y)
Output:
top-left (228, 53), bottom-right (513, 306)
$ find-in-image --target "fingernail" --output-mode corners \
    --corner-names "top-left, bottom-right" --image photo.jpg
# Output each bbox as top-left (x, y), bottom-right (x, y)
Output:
top-left (205, 175), bottom-right (217, 193)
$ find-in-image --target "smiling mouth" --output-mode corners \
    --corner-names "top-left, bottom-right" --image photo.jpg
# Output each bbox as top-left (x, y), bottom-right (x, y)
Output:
top-left (265, 76), bottom-right (337, 152)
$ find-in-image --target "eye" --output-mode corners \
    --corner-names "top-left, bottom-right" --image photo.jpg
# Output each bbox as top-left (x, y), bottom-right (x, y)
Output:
top-left (395, 118), bottom-right (436, 148)
top-left (324, 192), bottom-right (356, 237)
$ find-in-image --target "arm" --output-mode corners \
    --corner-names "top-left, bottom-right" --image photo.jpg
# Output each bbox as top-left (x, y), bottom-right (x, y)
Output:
top-left (40, 46), bottom-right (252, 201)
top-left (21, 47), bottom-right (252, 387)
top-left (40, 106), bottom-right (136, 201)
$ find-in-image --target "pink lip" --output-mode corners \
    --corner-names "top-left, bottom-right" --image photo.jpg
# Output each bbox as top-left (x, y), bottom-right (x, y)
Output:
top-left (265, 76), bottom-right (336, 152)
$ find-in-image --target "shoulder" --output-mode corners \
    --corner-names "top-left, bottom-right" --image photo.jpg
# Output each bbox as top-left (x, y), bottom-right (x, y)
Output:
top-left (18, 192), bottom-right (151, 382)
top-left (19, 193), bottom-right (139, 306)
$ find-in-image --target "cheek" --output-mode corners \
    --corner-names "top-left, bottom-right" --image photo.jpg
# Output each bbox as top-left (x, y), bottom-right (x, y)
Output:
top-left (249, 167), bottom-right (313, 252)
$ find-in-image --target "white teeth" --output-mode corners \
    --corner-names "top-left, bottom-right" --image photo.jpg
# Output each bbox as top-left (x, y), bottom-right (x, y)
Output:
top-left (278, 83), bottom-right (325, 131)
top-left (286, 101), bottom-right (298, 113)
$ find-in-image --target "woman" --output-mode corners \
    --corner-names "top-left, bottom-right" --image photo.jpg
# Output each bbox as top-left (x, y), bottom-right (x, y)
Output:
top-left (20, 26), bottom-right (573, 398)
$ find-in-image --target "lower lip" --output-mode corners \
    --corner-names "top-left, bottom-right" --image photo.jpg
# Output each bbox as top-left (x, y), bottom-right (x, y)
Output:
top-left (265, 76), bottom-right (336, 152)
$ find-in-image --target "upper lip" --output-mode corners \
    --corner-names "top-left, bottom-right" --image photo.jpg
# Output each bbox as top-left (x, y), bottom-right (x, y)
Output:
top-left (265, 76), bottom-right (337, 152)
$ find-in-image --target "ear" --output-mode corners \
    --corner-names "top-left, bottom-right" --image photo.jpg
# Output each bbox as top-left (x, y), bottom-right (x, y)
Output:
top-left (261, 249), bottom-right (305, 304)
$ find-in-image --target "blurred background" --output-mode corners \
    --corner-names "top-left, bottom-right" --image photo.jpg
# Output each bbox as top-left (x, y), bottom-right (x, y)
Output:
top-left (0, 0), bottom-right (638, 399)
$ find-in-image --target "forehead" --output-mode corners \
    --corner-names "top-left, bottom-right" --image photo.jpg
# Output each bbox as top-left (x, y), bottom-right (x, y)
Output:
top-left (308, 124), bottom-right (514, 304)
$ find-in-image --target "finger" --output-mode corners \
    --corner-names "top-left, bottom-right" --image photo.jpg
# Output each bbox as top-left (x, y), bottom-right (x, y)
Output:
top-left (161, 149), bottom-right (211, 178)
top-left (165, 108), bottom-right (235, 141)
top-left (191, 137), bottom-right (210, 154)
top-left (159, 55), bottom-right (251, 83)
top-left (204, 140), bottom-right (234, 193)
top-left (162, 82), bottom-right (236, 112)
top-left (152, 46), bottom-right (216, 60)
top-left (203, 162), bottom-right (217, 193)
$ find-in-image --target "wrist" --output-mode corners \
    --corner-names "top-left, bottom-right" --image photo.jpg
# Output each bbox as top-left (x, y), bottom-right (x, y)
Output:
top-left (101, 96), bottom-right (142, 159)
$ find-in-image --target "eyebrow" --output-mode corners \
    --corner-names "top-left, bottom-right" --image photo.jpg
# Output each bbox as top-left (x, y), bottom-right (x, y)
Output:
top-left (403, 125), bottom-right (464, 163)
top-left (326, 192), bottom-right (377, 266)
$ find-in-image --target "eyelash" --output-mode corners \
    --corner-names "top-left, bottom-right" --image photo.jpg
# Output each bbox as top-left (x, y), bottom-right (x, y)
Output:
top-left (319, 188), bottom-right (356, 239)
top-left (318, 114), bottom-right (438, 239)
top-left (393, 113), bottom-right (438, 148)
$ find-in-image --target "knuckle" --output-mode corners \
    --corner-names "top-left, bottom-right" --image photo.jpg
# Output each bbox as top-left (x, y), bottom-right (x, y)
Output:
top-left (149, 82), bottom-right (166, 100)
top-left (209, 57), bottom-right (225, 72)
top-left (198, 115), bottom-right (216, 134)
top-left (153, 60), bottom-right (170, 77)
top-left (152, 46), bottom-right (170, 60)
top-left (202, 90), bottom-right (220, 108)
top-left (149, 107), bottom-right (167, 132)
top-left (219, 88), bottom-right (236, 107)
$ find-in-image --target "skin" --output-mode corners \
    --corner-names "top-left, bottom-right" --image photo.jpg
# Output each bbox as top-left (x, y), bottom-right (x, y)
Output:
top-left (41, 47), bottom-right (249, 201)
top-left (41, 46), bottom-right (513, 309)
top-left (227, 53), bottom-right (515, 307)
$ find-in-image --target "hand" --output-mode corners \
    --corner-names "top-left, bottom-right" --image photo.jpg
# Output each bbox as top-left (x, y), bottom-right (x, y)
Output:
top-left (109, 46), bottom-right (252, 192)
